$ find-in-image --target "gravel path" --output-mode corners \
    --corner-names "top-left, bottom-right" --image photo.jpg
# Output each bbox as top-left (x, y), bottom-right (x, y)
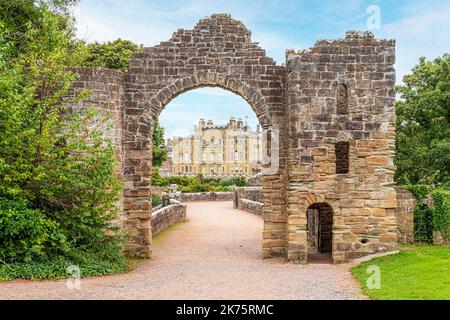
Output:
top-left (0, 201), bottom-right (364, 300)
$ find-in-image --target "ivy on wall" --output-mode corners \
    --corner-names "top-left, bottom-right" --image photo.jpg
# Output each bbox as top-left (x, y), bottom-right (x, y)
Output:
top-left (407, 185), bottom-right (450, 242)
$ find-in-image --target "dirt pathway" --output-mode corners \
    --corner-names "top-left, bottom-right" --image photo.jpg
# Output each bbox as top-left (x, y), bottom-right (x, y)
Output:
top-left (0, 201), bottom-right (364, 300)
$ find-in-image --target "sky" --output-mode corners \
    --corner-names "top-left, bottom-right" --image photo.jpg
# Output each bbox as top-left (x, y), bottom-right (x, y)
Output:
top-left (73, 0), bottom-right (450, 139)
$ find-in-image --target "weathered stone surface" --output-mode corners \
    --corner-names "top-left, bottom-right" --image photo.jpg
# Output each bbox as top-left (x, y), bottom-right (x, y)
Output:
top-left (286, 30), bottom-right (397, 263)
top-left (71, 15), bottom-right (399, 263)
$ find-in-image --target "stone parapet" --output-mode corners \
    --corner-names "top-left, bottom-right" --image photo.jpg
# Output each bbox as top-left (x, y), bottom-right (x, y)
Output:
top-left (168, 192), bottom-right (234, 202)
top-left (151, 199), bottom-right (186, 237)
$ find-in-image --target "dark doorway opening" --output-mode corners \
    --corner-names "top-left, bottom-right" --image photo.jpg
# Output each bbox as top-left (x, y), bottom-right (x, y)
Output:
top-left (307, 203), bottom-right (333, 263)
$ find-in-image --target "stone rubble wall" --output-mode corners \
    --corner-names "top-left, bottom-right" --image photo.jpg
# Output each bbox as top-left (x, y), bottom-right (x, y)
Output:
top-left (246, 173), bottom-right (263, 187)
top-left (68, 67), bottom-right (125, 224)
top-left (394, 187), bottom-right (416, 243)
top-left (234, 187), bottom-right (264, 216)
top-left (234, 187), bottom-right (264, 207)
top-left (151, 199), bottom-right (186, 237)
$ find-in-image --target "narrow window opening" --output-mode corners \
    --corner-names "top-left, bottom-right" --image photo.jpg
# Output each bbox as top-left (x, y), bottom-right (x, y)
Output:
top-left (337, 83), bottom-right (348, 115)
top-left (335, 141), bottom-right (349, 174)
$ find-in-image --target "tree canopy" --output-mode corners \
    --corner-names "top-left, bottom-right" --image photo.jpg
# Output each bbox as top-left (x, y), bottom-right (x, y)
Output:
top-left (395, 54), bottom-right (450, 186)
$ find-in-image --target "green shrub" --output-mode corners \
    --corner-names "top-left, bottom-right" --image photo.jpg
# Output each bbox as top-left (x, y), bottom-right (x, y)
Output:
top-left (152, 194), bottom-right (162, 207)
top-left (0, 198), bottom-right (67, 263)
top-left (408, 185), bottom-right (450, 242)
top-left (0, 2), bottom-right (127, 280)
top-left (156, 175), bottom-right (247, 193)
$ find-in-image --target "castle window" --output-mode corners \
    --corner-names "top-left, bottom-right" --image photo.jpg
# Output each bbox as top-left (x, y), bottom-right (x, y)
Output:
top-left (337, 83), bottom-right (348, 115)
top-left (335, 141), bottom-right (349, 174)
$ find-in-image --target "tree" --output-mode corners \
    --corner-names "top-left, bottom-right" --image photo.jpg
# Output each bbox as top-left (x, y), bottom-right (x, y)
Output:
top-left (80, 39), bottom-right (142, 71)
top-left (395, 54), bottom-right (450, 186)
top-left (0, 1), bottom-right (126, 276)
top-left (152, 120), bottom-right (168, 167)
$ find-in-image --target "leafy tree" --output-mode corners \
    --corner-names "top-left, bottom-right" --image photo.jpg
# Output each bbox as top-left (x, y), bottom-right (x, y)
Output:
top-left (80, 38), bottom-right (142, 71)
top-left (395, 54), bottom-right (450, 186)
top-left (0, 1), bottom-right (126, 276)
top-left (152, 120), bottom-right (168, 167)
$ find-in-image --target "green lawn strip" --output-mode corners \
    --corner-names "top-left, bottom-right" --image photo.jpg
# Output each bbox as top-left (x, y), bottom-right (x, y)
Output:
top-left (351, 245), bottom-right (450, 300)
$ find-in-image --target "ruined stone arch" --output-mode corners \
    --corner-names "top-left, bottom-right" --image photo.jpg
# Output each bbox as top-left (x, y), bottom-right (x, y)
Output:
top-left (72, 15), bottom-right (398, 264)
top-left (121, 13), bottom-right (288, 259)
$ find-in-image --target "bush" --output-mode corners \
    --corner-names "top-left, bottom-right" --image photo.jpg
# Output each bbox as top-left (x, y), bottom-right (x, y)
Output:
top-left (154, 175), bottom-right (247, 192)
top-left (0, 198), bottom-right (67, 263)
top-left (408, 185), bottom-right (450, 242)
top-left (152, 194), bottom-right (162, 207)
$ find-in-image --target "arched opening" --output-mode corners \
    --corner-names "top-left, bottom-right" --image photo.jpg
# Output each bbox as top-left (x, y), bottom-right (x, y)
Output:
top-left (151, 86), bottom-right (266, 257)
top-left (306, 203), bottom-right (333, 263)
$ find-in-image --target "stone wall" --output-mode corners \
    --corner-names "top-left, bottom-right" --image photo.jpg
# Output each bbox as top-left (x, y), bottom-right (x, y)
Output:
top-left (246, 173), bottom-right (263, 186)
top-left (395, 187), bottom-right (416, 243)
top-left (69, 67), bottom-right (125, 223)
top-left (69, 14), bottom-right (398, 263)
top-left (234, 187), bottom-right (264, 207)
top-left (286, 31), bottom-right (397, 263)
top-left (151, 200), bottom-right (186, 237)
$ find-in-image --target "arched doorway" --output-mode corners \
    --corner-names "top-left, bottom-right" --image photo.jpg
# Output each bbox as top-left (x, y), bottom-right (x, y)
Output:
top-left (306, 203), bottom-right (333, 263)
top-left (121, 14), bottom-right (288, 259)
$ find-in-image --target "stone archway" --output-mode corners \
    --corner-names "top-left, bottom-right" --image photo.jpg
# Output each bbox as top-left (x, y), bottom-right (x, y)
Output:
top-left (121, 13), bottom-right (288, 258)
top-left (72, 14), bottom-right (398, 264)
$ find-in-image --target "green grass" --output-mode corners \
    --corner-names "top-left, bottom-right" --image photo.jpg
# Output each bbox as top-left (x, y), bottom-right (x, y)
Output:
top-left (351, 245), bottom-right (450, 300)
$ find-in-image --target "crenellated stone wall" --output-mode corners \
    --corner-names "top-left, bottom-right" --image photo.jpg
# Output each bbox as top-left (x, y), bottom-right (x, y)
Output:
top-left (394, 187), bottom-right (416, 243)
top-left (151, 200), bottom-right (186, 237)
top-left (68, 67), bottom-right (125, 223)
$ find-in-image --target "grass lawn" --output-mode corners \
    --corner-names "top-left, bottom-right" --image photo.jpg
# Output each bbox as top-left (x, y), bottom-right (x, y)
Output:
top-left (351, 245), bottom-right (450, 300)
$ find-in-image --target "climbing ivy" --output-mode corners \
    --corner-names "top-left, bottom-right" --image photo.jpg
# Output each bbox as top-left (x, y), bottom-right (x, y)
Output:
top-left (407, 185), bottom-right (450, 243)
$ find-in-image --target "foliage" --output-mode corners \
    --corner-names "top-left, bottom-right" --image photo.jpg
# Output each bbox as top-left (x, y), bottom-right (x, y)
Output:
top-left (152, 120), bottom-right (168, 168)
top-left (395, 54), bottom-right (450, 186)
top-left (407, 185), bottom-right (450, 242)
top-left (154, 174), bottom-right (245, 193)
top-left (0, 0), bottom-right (126, 279)
top-left (78, 38), bottom-right (167, 167)
top-left (80, 38), bottom-right (142, 72)
top-left (0, 198), bottom-right (67, 263)
top-left (351, 245), bottom-right (450, 300)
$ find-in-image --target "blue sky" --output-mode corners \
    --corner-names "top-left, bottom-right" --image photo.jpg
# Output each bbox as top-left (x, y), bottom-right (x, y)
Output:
top-left (74, 0), bottom-right (450, 139)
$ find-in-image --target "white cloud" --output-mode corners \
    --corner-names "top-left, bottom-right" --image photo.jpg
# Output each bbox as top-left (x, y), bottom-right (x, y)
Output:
top-left (379, 5), bottom-right (450, 83)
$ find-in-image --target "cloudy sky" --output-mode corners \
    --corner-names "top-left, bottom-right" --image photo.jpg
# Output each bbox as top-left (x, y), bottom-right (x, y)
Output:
top-left (74, 0), bottom-right (449, 138)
